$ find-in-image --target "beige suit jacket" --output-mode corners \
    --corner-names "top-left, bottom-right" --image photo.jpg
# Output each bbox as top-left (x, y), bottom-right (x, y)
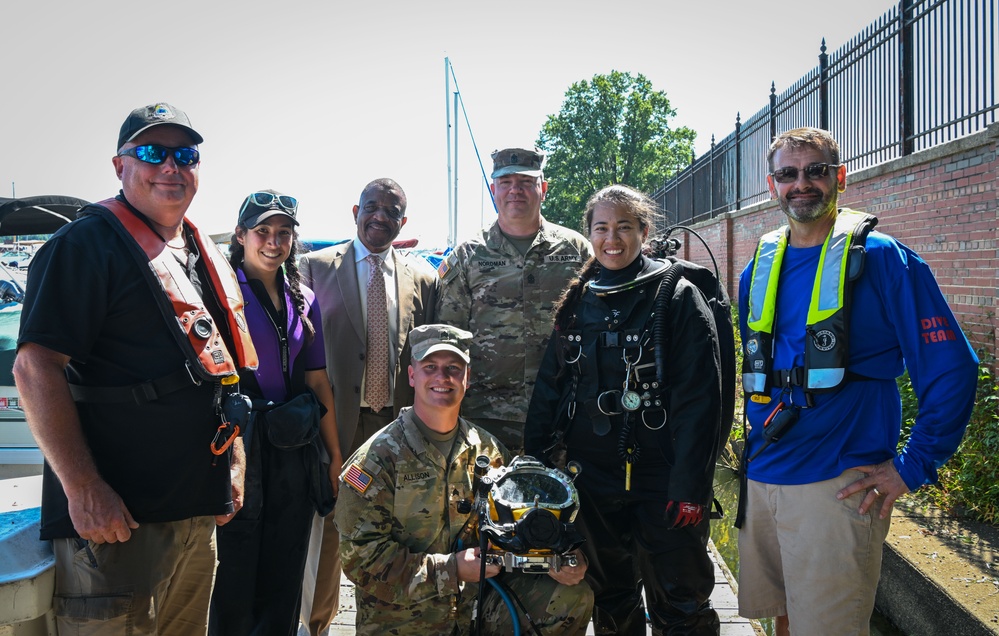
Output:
top-left (299, 241), bottom-right (439, 454)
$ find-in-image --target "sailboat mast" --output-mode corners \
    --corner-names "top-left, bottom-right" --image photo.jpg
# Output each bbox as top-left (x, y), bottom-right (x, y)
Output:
top-left (444, 57), bottom-right (455, 249)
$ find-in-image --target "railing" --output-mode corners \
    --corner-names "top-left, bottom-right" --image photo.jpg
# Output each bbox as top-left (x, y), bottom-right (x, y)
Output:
top-left (654, 0), bottom-right (997, 226)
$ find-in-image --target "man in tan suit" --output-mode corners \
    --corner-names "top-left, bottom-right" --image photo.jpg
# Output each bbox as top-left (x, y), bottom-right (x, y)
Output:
top-left (297, 178), bottom-right (439, 635)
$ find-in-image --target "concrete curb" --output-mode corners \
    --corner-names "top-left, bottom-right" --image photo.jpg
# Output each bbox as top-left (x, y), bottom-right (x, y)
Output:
top-left (876, 541), bottom-right (999, 636)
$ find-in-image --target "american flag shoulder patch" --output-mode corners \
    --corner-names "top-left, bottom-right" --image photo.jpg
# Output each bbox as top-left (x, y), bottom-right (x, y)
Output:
top-left (437, 258), bottom-right (451, 278)
top-left (344, 464), bottom-right (373, 493)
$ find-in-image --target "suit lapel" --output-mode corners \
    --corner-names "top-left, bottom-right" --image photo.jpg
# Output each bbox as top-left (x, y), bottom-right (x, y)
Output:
top-left (337, 242), bottom-right (366, 343)
top-left (392, 250), bottom-right (416, 355)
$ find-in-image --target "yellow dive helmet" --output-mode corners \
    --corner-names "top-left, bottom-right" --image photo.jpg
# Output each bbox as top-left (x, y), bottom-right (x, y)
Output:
top-left (477, 455), bottom-right (584, 572)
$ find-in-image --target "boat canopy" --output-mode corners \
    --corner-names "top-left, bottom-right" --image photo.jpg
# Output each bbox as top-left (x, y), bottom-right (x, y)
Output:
top-left (0, 196), bottom-right (89, 236)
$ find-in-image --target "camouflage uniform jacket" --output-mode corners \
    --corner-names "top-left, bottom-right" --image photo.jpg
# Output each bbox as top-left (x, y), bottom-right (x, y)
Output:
top-left (335, 407), bottom-right (509, 635)
top-left (436, 218), bottom-right (592, 423)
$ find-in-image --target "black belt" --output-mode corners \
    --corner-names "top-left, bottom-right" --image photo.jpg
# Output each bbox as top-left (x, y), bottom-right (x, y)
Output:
top-left (69, 363), bottom-right (203, 405)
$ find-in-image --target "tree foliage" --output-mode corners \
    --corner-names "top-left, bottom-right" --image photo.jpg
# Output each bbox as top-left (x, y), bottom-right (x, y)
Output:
top-left (537, 71), bottom-right (696, 231)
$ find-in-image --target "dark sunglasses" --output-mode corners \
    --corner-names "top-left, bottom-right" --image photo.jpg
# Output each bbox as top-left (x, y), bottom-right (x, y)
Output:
top-left (117, 144), bottom-right (200, 167)
top-left (770, 162), bottom-right (840, 184)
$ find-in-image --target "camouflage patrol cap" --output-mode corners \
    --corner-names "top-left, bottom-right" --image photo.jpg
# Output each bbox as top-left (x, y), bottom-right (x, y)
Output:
top-left (490, 146), bottom-right (546, 179)
top-left (410, 324), bottom-right (472, 363)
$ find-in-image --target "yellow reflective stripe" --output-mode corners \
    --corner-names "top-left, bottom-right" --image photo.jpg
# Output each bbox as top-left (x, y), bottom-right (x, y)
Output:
top-left (747, 228), bottom-right (787, 333)
top-left (807, 211), bottom-right (864, 324)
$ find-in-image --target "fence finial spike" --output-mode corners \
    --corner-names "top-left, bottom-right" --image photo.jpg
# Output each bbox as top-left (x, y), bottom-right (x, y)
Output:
top-left (820, 38), bottom-right (827, 54)
top-left (770, 81), bottom-right (776, 95)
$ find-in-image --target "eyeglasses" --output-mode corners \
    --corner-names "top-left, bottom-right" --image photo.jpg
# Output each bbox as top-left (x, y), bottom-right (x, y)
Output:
top-left (246, 192), bottom-right (298, 214)
top-left (770, 163), bottom-right (840, 184)
top-left (117, 144), bottom-right (200, 167)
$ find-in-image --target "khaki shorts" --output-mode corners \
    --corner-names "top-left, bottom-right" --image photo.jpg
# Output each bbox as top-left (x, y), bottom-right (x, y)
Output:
top-left (52, 516), bottom-right (217, 636)
top-left (737, 470), bottom-right (891, 636)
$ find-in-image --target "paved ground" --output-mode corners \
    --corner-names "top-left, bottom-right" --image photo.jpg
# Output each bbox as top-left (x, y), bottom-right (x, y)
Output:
top-left (302, 541), bottom-right (763, 635)
top-left (877, 495), bottom-right (999, 634)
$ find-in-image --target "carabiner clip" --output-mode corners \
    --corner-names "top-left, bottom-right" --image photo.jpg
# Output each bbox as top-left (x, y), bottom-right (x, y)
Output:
top-left (210, 422), bottom-right (240, 456)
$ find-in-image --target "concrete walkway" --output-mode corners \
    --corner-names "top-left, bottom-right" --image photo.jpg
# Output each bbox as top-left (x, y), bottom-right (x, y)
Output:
top-left (307, 542), bottom-right (763, 635)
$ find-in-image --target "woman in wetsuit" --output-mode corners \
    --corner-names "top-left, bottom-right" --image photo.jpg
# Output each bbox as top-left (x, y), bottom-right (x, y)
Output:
top-left (526, 184), bottom-right (724, 635)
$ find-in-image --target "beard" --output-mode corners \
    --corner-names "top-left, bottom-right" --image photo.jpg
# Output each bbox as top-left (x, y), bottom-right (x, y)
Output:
top-left (777, 187), bottom-right (838, 223)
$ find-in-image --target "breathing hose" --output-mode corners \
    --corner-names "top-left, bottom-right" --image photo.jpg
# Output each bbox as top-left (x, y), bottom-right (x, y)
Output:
top-left (486, 579), bottom-right (522, 636)
top-left (654, 264), bottom-right (682, 386)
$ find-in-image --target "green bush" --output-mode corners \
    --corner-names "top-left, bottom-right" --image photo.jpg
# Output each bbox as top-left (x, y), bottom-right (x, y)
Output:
top-left (718, 307), bottom-right (743, 471)
top-left (899, 352), bottom-right (999, 525)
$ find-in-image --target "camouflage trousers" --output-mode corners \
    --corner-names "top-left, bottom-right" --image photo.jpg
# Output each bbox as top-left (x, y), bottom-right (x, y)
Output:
top-left (474, 570), bottom-right (594, 635)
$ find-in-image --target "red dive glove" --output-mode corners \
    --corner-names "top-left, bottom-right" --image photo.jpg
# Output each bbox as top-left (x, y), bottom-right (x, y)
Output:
top-left (665, 501), bottom-right (705, 528)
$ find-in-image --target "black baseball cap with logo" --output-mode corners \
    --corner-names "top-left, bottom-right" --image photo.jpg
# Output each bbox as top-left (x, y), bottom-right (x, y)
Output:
top-left (117, 102), bottom-right (204, 150)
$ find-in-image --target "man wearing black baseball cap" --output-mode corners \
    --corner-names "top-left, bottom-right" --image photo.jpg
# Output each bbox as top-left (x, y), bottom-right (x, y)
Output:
top-left (117, 102), bottom-right (205, 150)
top-left (14, 103), bottom-right (257, 634)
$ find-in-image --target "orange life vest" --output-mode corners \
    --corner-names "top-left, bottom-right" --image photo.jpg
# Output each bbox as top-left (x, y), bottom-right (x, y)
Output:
top-left (96, 197), bottom-right (258, 381)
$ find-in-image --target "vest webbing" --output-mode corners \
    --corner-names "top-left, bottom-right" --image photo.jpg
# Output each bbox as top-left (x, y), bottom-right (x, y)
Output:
top-left (97, 198), bottom-right (258, 382)
top-left (743, 209), bottom-right (877, 395)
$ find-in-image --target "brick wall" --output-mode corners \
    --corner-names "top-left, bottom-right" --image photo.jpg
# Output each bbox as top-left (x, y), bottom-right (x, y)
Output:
top-left (681, 123), bottom-right (998, 362)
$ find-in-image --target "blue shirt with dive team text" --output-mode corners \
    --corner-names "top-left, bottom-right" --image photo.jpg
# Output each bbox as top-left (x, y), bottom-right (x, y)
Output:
top-left (738, 229), bottom-right (978, 491)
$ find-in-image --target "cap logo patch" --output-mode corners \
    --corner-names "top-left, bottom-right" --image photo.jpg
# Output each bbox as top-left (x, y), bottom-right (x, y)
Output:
top-left (151, 104), bottom-right (175, 120)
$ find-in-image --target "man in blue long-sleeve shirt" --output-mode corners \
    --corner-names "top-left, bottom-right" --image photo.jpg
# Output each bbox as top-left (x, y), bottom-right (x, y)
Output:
top-left (736, 127), bottom-right (978, 636)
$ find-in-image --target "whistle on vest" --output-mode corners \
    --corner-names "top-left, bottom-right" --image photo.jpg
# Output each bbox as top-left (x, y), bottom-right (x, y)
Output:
top-left (747, 401), bottom-right (800, 462)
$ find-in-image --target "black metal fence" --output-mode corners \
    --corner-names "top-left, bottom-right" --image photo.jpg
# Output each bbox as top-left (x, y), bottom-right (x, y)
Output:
top-left (654, 0), bottom-right (998, 225)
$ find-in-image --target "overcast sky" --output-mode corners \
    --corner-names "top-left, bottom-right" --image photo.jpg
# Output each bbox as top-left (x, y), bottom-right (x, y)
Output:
top-left (1, 0), bottom-right (896, 246)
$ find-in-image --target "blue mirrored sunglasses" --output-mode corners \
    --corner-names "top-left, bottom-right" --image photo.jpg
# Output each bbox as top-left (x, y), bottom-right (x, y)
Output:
top-left (117, 144), bottom-right (200, 167)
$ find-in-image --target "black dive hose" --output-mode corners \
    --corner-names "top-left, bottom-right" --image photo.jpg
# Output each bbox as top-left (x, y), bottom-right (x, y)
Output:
top-left (654, 264), bottom-right (682, 386)
top-left (472, 456), bottom-right (491, 635)
top-left (475, 517), bottom-right (488, 635)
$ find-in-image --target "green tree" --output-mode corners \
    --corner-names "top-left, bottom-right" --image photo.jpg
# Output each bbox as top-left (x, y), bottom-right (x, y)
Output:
top-left (538, 71), bottom-right (696, 231)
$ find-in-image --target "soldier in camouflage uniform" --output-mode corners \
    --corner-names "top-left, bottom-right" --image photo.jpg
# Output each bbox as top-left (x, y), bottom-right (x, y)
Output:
top-left (335, 324), bottom-right (593, 635)
top-left (436, 146), bottom-right (593, 452)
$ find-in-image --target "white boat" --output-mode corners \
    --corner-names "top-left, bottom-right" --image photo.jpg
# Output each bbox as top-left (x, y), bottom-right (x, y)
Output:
top-left (0, 195), bottom-right (88, 478)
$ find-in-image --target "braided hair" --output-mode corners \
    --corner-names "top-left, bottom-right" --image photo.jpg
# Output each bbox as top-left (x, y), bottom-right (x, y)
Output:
top-left (229, 230), bottom-right (316, 344)
top-left (552, 257), bottom-right (599, 332)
